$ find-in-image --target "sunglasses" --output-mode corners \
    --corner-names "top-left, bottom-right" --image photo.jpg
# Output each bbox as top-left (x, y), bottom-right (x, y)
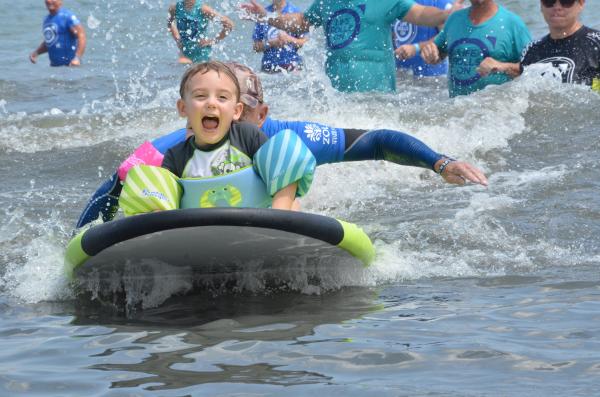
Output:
top-left (541, 0), bottom-right (577, 7)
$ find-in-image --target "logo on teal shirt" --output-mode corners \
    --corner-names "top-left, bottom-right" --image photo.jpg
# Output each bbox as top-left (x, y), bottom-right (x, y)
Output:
top-left (325, 5), bottom-right (366, 50)
top-left (448, 38), bottom-right (494, 85)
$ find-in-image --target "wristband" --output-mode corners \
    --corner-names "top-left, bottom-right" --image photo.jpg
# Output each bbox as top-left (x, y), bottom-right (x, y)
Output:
top-left (414, 43), bottom-right (420, 55)
top-left (437, 158), bottom-right (455, 175)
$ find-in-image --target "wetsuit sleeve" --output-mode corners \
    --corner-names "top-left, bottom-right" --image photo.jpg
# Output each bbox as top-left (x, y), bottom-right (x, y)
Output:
top-left (151, 128), bottom-right (188, 154)
top-left (343, 129), bottom-right (443, 170)
top-left (304, 1), bottom-right (324, 27)
top-left (75, 172), bottom-right (122, 228)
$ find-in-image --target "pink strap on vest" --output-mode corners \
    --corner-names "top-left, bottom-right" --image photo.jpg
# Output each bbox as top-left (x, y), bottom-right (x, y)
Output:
top-left (117, 141), bottom-right (165, 181)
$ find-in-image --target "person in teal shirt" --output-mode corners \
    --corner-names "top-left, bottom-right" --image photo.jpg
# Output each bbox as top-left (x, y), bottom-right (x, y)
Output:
top-left (241, 0), bottom-right (459, 92)
top-left (421, 0), bottom-right (531, 97)
top-left (168, 1), bottom-right (233, 64)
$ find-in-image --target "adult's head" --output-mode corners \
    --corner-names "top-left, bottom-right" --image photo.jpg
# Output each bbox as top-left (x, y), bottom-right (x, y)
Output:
top-left (540, 0), bottom-right (584, 39)
top-left (224, 61), bottom-right (270, 127)
top-left (45, 0), bottom-right (63, 15)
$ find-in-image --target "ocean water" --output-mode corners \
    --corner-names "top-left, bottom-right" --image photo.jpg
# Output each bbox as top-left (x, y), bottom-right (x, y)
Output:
top-left (1, 0), bottom-right (600, 395)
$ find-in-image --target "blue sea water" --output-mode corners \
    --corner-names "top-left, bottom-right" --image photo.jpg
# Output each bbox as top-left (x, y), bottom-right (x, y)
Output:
top-left (1, 0), bottom-right (599, 395)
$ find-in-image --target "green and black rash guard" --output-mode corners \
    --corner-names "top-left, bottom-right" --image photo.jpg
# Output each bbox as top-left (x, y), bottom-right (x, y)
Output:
top-left (161, 121), bottom-right (268, 178)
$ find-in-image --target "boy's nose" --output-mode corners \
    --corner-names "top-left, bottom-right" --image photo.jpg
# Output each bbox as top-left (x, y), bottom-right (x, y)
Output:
top-left (206, 95), bottom-right (218, 108)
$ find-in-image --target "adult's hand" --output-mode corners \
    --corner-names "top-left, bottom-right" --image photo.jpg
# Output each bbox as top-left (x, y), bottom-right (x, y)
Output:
top-left (240, 0), bottom-right (267, 21)
top-left (476, 57), bottom-right (501, 77)
top-left (439, 160), bottom-right (488, 186)
top-left (395, 44), bottom-right (417, 60)
top-left (421, 41), bottom-right (440, 64)
top-left (69, 57), bottom-right (81, 66)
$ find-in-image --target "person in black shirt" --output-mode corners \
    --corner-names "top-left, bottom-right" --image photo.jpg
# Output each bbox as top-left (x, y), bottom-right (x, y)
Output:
top-left (520, 0), bottom-right (600, 91)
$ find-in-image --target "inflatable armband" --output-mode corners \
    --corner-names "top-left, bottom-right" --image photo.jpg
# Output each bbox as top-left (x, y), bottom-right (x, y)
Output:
top-left (118, 141), bottom-right (164, 181)
top-left (119, 165), bottom-right (182, 216)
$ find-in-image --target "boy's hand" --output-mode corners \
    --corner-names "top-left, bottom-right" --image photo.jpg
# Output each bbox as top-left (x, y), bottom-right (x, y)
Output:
top-left (29, 52), bottom-right (38, 64)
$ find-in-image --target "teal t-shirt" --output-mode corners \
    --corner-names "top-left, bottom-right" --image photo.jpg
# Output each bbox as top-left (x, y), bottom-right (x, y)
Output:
top-left (434, 5), bottom-right (531, 97)
top-left (176, 0), bottom-right (211, 63)
top-left (304, 0), bottom-right (415, 92)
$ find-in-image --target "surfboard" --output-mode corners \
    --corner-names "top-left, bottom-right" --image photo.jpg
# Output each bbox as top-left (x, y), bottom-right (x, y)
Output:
top-left (65, 208), bottom-right (375, 292)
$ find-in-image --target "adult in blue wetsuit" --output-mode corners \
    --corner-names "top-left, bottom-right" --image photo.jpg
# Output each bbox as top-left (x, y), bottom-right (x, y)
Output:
top-left (75, 62), bottom-right (487, 228)
top-left (393, 0), bottom-right (454, 78)
top-left (240, 0), bottom-right (460, 92)
top-left (30, 0), bottom-right (86, 66)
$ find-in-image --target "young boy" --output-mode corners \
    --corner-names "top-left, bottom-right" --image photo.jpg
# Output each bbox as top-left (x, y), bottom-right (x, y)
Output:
top-left (76, 62), bottom-right (487, 227)
top-left (157, 61), bottom-right (312, 210)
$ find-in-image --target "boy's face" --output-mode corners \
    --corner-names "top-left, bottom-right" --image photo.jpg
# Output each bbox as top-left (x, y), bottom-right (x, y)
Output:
top-left (177, 70), bottom-right (243, 146)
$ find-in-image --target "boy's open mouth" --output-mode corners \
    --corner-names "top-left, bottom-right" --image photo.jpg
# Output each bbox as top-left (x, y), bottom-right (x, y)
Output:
top-left (202, 116), bottom-right (219, 130)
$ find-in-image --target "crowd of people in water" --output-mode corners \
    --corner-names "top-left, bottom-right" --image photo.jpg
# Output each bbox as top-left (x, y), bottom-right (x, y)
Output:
top-left (28, 0), bottom-right (599, 226)
top-left (31, 0), bottom-right (600, 95)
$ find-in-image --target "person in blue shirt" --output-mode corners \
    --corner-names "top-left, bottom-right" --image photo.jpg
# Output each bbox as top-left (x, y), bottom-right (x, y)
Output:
top-left (393, 0), bottom-right (454, 78)
top-left (75, 62), bottom-right (488, 228)
top-left (252, 0), bottom-right (308, 73)
top-left (30, 0), bottom-right (86, 66)
top-left (421, 0), bottom-right (531, 97)
top-left (167, 0), bottom-right (233, 64)
top-left (240, 0), bottom-right (462, 92)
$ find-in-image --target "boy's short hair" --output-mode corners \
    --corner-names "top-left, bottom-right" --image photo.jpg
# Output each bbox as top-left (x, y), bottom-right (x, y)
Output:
top-left (179, 61), bottom-right (241, 101)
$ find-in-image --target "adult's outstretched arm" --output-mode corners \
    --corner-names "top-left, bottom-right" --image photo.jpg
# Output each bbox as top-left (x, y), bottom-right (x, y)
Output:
top-left (343, 129), bottom-right (487, 186)
top-left (240, 1), bottom-right (310, 34)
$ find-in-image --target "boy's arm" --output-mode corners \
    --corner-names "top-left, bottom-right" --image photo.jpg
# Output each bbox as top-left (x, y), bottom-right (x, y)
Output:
top-left (271, 182), bottom-right (298, 210)
top-left (30, 41), bottom-right (48, 63)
